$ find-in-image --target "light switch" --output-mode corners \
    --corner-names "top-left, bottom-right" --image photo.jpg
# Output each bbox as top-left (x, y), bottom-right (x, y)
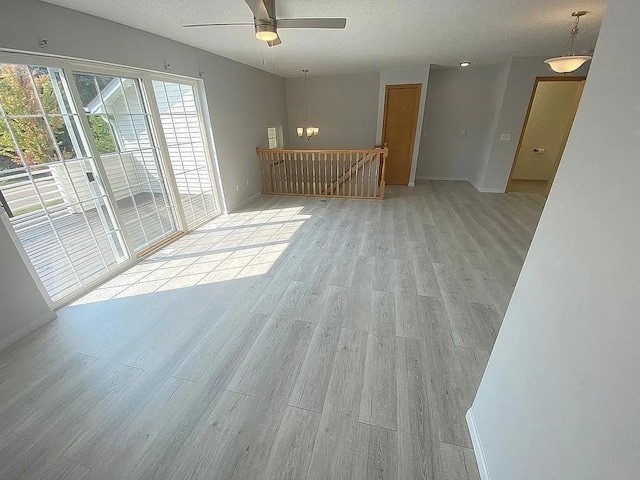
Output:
top-left (500, 134), bottom-right (512, 142)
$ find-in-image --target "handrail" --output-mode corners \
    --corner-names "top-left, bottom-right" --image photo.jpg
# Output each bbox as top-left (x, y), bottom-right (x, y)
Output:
top-left (256, 146), bottom-right (388, 199)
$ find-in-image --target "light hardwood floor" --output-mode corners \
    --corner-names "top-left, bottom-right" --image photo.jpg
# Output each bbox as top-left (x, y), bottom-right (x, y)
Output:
top-left (0, 181), bottom-right (545, 479)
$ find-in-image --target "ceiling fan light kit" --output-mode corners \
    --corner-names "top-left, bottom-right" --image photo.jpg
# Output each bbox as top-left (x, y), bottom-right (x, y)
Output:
top-left (184, 0), bottom-right (346, 48)
top-left (255, 22), bottom-right (278, 41)
top-left (545, 11), bottom-right (593, 74)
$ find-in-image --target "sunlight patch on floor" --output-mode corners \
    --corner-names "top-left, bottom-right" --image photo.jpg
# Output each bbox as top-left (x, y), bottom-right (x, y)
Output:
top-left (72, 205), bottom-right (309, 305)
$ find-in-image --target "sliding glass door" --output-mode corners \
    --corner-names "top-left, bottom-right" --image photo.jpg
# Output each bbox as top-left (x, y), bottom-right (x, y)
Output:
top-left (0, 63), bottom-right (128, 302)
top-left (152, 79), bottom-right (221, 228)
top-left (72, 72), bottom-right (177, 252)
top-left (0, 53), bottom-right (224, 307)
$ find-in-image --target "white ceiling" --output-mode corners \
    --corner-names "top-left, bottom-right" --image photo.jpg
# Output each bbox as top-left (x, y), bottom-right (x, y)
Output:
top-left (42, 0), bottom-right (607, 77)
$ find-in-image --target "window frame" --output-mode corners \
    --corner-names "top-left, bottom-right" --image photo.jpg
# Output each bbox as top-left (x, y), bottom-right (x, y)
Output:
top-left (267, 125), bottom-right (283, 149)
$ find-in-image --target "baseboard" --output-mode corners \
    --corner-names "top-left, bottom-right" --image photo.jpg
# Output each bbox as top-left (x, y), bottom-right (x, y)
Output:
top-left (468, 178), bottom-right (505, 193)
top-left (0, 310), bottom-right (57, 353)
top-left (415, 176), bottom-right (469, 182)
top-left (230, 192), bottom-right (262, 212)
top-left (466, 409), bottom-right (491, 480)
top-left (475, 187), bottom-right (505, 193)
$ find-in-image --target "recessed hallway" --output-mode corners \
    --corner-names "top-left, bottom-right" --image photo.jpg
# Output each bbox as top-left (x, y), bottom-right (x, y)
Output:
top-left (0, 181), bottom-right (545, 479)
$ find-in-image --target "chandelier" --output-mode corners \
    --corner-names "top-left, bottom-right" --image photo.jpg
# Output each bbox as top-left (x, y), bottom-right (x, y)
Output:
top-left (296, 69), bottom-right (319, 140)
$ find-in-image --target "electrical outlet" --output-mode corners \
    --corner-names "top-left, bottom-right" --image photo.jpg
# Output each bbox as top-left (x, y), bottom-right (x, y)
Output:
top-left (246, 179), bottom-right (250, 187)
top-left (500, 133), bottom-right (512, 142)
top-left (235, 184), bottom-right (240, 192)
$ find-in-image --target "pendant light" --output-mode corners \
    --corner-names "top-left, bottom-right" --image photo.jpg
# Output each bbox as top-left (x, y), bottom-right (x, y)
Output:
top-left (545, 11), bottom-right (592, 74)
top-left (296, 69), bottom-right (319, 140)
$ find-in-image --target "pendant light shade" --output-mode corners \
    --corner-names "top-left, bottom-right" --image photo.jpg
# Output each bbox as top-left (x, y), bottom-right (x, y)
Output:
top-left (545, 55), bottom-right (592, 74)
top-left (545, 11), bottom-right (592, 74)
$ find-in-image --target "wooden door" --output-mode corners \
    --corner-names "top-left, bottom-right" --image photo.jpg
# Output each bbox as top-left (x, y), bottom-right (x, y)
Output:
top-left (382, 84), bottom-right (422, 185)
top-left (506, 77), bottom-right (585, 194)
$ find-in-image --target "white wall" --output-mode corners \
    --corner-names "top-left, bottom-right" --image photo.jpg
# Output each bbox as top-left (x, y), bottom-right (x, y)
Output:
top-left (468, 2), bottom-right (640, 479)
top-left (285, 72), bottom-right (380, 150)
top-left (415, 63), bottom-right (508, 184)
top-left (0, 0), bottom-right (287, 212)
top-left (0, 213), bottom-right (55, 351)
top-left (478, 56), bottom-right (589, 192)
top-left (416, 57), bottom-right (588, 192)
top-left (375, 66), bottom-right (430, 186)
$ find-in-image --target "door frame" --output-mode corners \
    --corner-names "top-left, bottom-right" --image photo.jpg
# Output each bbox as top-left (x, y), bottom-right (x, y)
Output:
top-left (381, 83), bottom-right (422, 186)
top-left (505, 76), bottom-right (586, 194)
top-left (0, 49), bottom-right (226, 308)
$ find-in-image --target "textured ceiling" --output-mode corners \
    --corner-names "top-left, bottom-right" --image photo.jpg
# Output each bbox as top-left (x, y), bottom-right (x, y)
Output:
top-left (41, 0), bottom-right (607, 77)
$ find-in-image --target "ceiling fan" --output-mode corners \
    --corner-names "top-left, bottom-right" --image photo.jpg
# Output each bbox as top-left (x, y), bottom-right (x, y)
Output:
top-left (183, 0), bottom-right (346, 47)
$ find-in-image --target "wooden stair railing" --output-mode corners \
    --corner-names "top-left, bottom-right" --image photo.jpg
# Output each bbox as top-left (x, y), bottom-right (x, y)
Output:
top-left (256, 147), bottom-right (388, 199)
top-left (322, 151), bottom-right (372, 196)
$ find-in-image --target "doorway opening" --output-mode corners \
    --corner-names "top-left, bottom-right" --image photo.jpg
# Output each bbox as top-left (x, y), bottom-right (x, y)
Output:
top-left (506, 77), bottom-right (586, 194)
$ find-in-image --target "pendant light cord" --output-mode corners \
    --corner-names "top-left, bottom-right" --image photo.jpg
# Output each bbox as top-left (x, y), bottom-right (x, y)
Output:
top-left (303, 69), bottom-right (309, 130)
top-left (564, 14), bottom-right (582, 57)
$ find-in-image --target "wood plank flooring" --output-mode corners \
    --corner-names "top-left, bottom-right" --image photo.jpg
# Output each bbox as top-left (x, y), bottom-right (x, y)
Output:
top-left (0, 181), bottom-right (545, 479)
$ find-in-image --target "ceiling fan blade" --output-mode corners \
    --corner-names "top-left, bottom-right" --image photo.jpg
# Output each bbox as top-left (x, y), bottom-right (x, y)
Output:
top-left (267, 36), bottom-right (282, 47)
top-left (244, 0), bottom-right (274, 21)
top-left (276, 18), bottom-right (347, 29)
top-left (183, 22), bottom-right (254, 27)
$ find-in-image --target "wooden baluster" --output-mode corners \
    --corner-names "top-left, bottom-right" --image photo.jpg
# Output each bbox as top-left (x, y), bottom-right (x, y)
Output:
top-left (336, 152), bottom-right (339, 195)
top-left (271, 151), bottom-right (275, 193)
top-left (280, 152), bottom-right (284, 194)
top-left (290, 153), bottom-right (294, 194)
top-left (338, 152), bottom-right (342, 196)
top-left (290, 152), bottom-right (293, 194)
top-left (304, 152), bottom-right (311, 195)
top-left (349, 152), bottom-right (353, 197)
top-left (348, 152), bottom-right (350, 196)
top-left (302, 152), bottom-right (305, 195)
top-left (299, 152), bottom-right (304, 195)
top-left (291, 152), bottom-right (301, 194)
top-left (312, 152), bottom-right (316, 195)
top-left (274, 152), bottom-right (278, 193)
top-left (283, 152), bottom-right (287, 194)
top-left (264, 151), bottom-right (268, 193)
top-left (301, 152), bottom-right (305, 195)
top-left (342, 153), bottom-right (347, 196)
top-left (373, 153), bottom-right (377, 197)
top-left (367, 153), bottom-right (372, 198)
top-left (263, 151), bottom-right (267, 193)
top-left (258, 151), bottom-right (263, 193)
top-left (298, 152), bottom-right (302, 195)
top-left (355, 152), bottom-right (359, 197)
top-left (324, 153), bottom-right (328, 196)
top-left (284, 152), bottom-right (287, 194)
